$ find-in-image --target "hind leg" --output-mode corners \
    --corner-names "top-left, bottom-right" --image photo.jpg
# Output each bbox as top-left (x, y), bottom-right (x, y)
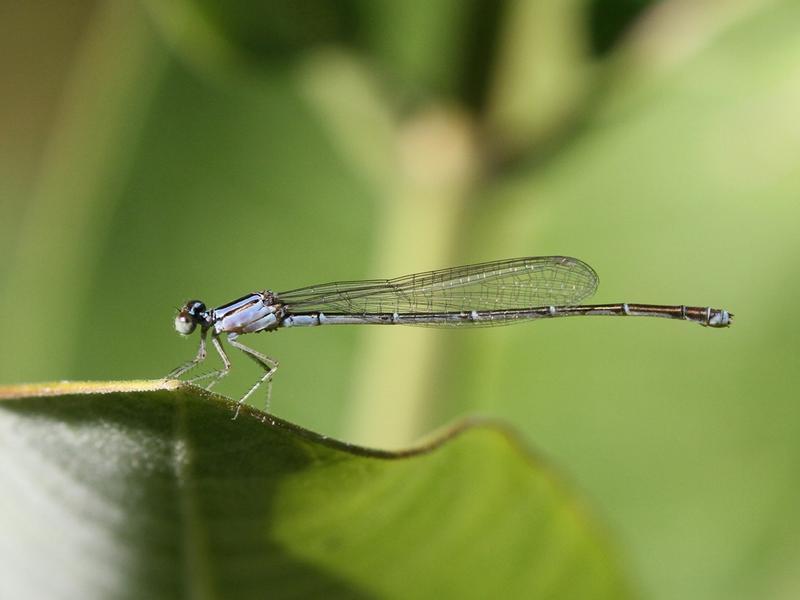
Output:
top-left (227, 333), bottom-right (279, 419)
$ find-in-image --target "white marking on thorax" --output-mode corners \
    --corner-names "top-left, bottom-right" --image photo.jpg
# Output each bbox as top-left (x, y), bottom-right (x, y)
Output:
top-left (215, 296), bottom-right (278, 334)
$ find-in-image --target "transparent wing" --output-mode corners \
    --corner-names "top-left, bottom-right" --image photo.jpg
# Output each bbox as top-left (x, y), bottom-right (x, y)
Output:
top-left (276, 256), bottom-right (598, 318)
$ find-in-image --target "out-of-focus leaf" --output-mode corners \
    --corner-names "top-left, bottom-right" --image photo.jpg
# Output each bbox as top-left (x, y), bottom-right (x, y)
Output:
top-left (587, 0), bottom-right (657, 56)
top-left (0, 381), bottom-right (631, 600)
top-left (142, 0), bottom-right (359, 68)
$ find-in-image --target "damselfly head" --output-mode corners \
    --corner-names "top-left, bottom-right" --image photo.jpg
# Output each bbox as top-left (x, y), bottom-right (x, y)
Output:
top-left (175, 300), bottom-right (207, 335)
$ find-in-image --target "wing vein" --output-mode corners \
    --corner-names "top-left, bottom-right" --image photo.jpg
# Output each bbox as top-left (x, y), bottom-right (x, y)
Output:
top-left (276, 256), bottom-right (598, 325)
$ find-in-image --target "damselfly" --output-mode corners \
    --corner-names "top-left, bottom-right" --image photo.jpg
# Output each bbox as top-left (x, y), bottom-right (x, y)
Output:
top-left (168, 256), bottom-right (732, 417)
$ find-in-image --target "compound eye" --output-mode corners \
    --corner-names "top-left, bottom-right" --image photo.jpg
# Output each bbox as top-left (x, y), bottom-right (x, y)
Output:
top-left (174, 311), bottom-right (197, 335)
top-left (175, 300), bottom-right (206, 335)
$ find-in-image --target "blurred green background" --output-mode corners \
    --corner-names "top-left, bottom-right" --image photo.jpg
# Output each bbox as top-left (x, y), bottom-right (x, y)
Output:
top-left (2, 1), bottom-right (799, 598)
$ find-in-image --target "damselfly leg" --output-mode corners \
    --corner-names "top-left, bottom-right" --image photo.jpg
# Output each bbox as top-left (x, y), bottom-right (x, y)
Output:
top-left (227, 333), bottom-right (279, 420)
top-left (187, 333), bottom-right (232, 390)
top-left (167, 328), bottom-right (208, 379)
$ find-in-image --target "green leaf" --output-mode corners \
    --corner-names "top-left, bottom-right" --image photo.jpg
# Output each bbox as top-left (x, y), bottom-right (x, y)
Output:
top-left (0, 381), bottom-right (630, 599)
